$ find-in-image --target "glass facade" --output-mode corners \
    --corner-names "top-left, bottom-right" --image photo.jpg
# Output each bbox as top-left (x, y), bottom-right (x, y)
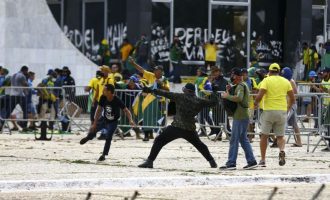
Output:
top-left (46, 0), bottom-right (326, 75)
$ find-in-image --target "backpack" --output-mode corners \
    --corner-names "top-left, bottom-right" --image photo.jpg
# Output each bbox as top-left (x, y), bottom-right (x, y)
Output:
top-left (221, 83), bottom-right (247, 116)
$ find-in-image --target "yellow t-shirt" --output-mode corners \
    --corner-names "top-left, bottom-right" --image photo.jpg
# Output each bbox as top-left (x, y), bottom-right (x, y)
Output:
top-left (97, 75), bottom-right (114, 101)
top-left (143, 70), bottom-right (170, 90)
top-left (204, 44), bottom-right (217, 62)
top-left (120, 44), bottom-right (133, 61)
top-left (259, 76), bottom-right (293, 111)
top-left (88, 77), bottom-right (100, 100)
top-left (303, 48), bottom-right (312, 65)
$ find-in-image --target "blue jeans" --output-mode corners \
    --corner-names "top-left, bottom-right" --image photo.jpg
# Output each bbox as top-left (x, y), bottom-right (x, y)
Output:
top-left (226, 119), bottom-right (256, 166)
top-left (88, 119), bottom-right (118, 156)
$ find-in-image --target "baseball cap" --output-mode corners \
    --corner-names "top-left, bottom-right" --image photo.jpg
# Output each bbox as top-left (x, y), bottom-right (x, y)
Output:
top-left (231, 67), bottom-right (242, 76)
top-left (114, 73), bottom-right (123, 81)
top-left (269, 63), bottom-right (280, 72)
top-left (322, 68), bottom-right (330, 73)
top-left (308, 71), bottom-right (317, 77)
top-left (129, 75), bottom-right (139, 83)
top-left (2, 68), bottom-right (9, 75)
top-left (47, 69), bottom-right (54, 75)
top-left (182, 83), bottom-right (196, 93)
top-left (241, 68), bottom-right (248, 74)
top-left (99, 65), bottom-right (111, 73)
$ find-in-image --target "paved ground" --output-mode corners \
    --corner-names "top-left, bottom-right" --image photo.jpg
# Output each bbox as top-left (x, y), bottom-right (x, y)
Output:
top-left (0, 129), bottom-right (329, 199)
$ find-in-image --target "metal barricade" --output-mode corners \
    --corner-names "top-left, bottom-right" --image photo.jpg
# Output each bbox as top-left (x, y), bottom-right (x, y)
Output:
top-left (0, 86), bottom-right (67, 140)
top-left (60, 87), bottom-right (169, 137)
top-left (196, 90), bottom-right (229, 140)
top-left (285, 93), bottom-right (323, 152)
top-left (312, 95), bottom-right (330, 152)
top-left (61, 86), bottom-right (90, 132)
top-left (116, 89), bottom-right (168, 133)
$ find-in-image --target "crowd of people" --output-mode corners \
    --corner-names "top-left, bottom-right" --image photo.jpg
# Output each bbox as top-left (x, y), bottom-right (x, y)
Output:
top-left (0, 37), bottom-right (330, 169)
top-left (0, 65), bottom-right (76, 132)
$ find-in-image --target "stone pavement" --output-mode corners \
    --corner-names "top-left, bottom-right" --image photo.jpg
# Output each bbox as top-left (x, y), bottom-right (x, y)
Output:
top-left (0, 131), bottom-right (329, 199)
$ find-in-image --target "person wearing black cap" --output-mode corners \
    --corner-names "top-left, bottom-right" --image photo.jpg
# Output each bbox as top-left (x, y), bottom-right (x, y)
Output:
top-left (219, 68), bottom-right (257, 170)
top-left (138, 83), bottom-right (219, 169)
top-left (61, 67), bottom-right (76, 102)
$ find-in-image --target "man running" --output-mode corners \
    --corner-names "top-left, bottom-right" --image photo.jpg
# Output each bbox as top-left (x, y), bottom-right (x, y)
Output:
top-left (80, 84), bottom-right (136, 161)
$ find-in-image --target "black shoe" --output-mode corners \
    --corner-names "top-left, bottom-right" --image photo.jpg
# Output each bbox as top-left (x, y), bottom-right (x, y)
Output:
top-left (243, 161), bottom-right (258, 170)
top-left (142, 137), bottom-right (149, 142)
top-left (80, 133), bottom-right (95, 145)
top-left (98, 155), bottom-right (105, 161)
top-left (209, 160), bottom-right (218, 168)
top-left (279, 151), bottom-right (286, 166)
top-left (138, 159), bottom-right (153, 168)
top-left (97, 134), bottom-right (106, 140)
top-left (219, 165), bottom-right (236, 170)
top-left (80, 137), bottom-right (90, 145)
top-left (21, 127), bottom-right (30, 132)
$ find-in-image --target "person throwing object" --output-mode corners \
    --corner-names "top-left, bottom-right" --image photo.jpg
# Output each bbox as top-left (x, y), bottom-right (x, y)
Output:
top-left (138, 83), bottom-right (219, 168)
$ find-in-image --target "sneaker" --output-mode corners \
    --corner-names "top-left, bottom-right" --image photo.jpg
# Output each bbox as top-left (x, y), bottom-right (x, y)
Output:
top-left (97, 134), bottom-right (106, 140)
top-left (98, 155), bottom-right (105, 161)
top-left (209, 160), bottom-right (218, 168)
top-left (279, 151), bottom-right (286, 166)
top-left (258, 160), bottom-right (266, 167)
top-left (219, 165), bottom-right (236, 170)
top-left (80, 133), bottom-right (95, 145)
top-left (243, 161), bottom-right (258, 170)
top-left (80, 137), bottom-right (90, 145)
top-left (138, 159), bottom-right (153, 168)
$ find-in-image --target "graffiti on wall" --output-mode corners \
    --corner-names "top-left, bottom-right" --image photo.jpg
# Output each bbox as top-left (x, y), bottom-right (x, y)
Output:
top-left (63, 23), bottom-right (127, 63)
top-left (150, 24), bottom-right (170, 62)
top-left (151, 26), bottom-right (283, 66)
top-left (251, 30), bottom-right (283, 63)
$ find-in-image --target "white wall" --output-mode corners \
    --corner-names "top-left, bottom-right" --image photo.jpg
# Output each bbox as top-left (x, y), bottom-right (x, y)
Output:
top-left (0, 0), bottom-right (97, 86)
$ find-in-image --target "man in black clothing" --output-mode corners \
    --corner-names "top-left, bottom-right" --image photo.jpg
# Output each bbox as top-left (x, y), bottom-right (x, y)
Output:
top-left (80, 84), bottom-right (136, 161)
top-left (61, 67), bottom-right (76, 101)
top-left (138, 83), bottom-right (218, 168)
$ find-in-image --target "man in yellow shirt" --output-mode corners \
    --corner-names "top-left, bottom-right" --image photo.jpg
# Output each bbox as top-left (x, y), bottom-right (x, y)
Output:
top-left (85, 70), bottom-right (103, 124)
top-left (129, 57), bottom-right (170, 141)
top-left (129, 57), bottom-right (169, 91)
top-left (204, 38), bottom-right (219, 71)
top-left (254, 63), bottom-right (295, 167)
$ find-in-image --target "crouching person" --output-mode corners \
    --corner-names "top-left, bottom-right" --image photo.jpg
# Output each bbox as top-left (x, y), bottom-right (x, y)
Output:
top-left (80, 84), bottom-right (136, 161)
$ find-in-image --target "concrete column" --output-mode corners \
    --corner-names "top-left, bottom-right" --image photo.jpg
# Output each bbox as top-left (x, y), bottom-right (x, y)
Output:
top-left (283, 0), bottom-right (312, 67)
top-left (126, 0), bottom-right (152, 43)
